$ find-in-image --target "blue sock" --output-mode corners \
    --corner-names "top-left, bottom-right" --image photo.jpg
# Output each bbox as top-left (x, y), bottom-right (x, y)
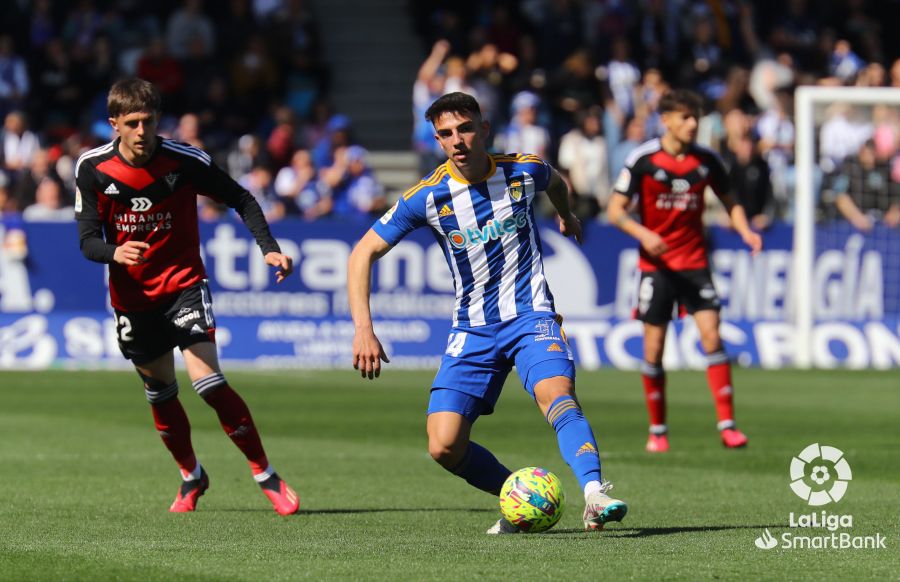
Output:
top-left (448, 441), bottom-right (512, 495)
top-left (546, 395), bottom-right (602, 490)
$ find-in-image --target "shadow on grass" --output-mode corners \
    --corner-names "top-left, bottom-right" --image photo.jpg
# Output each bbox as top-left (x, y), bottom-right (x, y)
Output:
top-left (543, 524), bottom-right (788, 537)
top-left (216, 507), bottom-right (496, 515)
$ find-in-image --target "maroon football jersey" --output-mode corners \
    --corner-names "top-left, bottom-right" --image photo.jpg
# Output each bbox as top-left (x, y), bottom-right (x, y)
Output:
top-left (75, 137), bottom-right (280, 311)
top-left (613, 138), bottom-right (729, 272)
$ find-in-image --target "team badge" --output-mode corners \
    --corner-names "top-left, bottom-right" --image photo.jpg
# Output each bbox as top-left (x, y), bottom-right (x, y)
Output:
top-left (508, 178), bottom-right (524, 202)
top-left (75, 188), bottom-right (82, 212)
top-left (164, 172), bottom-right (179, 190)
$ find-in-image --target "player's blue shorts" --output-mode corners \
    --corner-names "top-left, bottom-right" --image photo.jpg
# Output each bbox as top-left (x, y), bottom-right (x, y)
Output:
top-left (427, 310), bottom-right (575, 423)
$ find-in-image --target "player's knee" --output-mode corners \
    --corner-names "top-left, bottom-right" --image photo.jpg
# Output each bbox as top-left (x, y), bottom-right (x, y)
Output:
top-left (192, 372), bottom-right (227, 400)
top-left (140, 373), bottom-right (178, 404)
top-left (428, 439), bottom-right (465, 468)
top-left (700, 332), bottom-right (722, 354)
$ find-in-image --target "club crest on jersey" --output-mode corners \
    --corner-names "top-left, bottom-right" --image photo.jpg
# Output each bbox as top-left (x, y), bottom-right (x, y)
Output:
top-left (164, 172), bottom-right (179, 190)
top-left (508, 178), bottom-right (524, 202)
top-left (104, 183), bottom-right (120, 196)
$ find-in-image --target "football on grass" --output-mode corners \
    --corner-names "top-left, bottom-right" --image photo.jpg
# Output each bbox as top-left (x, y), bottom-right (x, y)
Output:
top-left (499, 467), bottom-right (565, 533)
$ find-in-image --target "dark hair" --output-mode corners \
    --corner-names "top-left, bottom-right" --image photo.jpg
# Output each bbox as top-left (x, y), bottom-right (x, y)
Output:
top-left (424, 92), bottom-right (482, 124)
top-left (658, 89), bottom-right (703, 116)
top-left (107, 77), bottom-right (161, 118)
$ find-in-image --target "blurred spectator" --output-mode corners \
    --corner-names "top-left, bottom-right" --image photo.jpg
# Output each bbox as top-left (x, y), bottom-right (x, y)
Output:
top-left (136, 37), bottom-right (185, 104)
top-left (755, 87), bottom-right (796, 216)
top-left (494, 91), bottom-right (550, 159)
top-left (0, 36), bottom-right (29, 120)
top-left (891, 58), bottom-right (900, 88)
top-left (230, 34), bottom-right (280, 109)
top-left (549, 49), bottom-right (603, 118)
top-left (819, 103), bottom-right (873, 174)
top-left (22, 177), bottom-right (73, 222)
top-left (2, 111), bottom-right (39, 175)
top-left (825, 140), bottom-right (900, 232)
top-left (312, 113), bottom-right (352, 169)
top-left (326, 145), bottom-right (386, 218)
top-left (28, 0), bottom-right (57, 52)
top-left (609, 115), bottom-right (647, 183)
top-left (239, 164), bottom-right (284, 222)
top-left (166, 0), bottom-right (216, 60)
top-left (266, 106), bottom-right (297, 170)
top-left (31, 38), bottom-right (82, 128)
top-left (413, 40), bottom-right (450, 174)
top-left (274, 149), bottom-right (332, 219)
top-left (175, 113), bottom-right (204, 149)
top-left (467, 43), bottom-right (518, 124)
top-left (557, 107), bottom-right (608, 218)
top-left (604, 36), bottom-right (640, 119)
top-left (681, 11), bottom-right (726, 98)
top-left (829, 40), bottom-right (866, 84)
top-left (227, 134), bottom-right (265, 181)
top-left (11, 148), bottom-right (59, 210)
top-left (721, 134), bottom-right (776, 230)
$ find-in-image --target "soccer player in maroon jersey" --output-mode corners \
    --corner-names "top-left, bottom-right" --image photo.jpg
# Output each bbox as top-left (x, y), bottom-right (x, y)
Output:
top-left (607, 89), bottom-right (763, 453)
top-left (75, 78), bottom-right (299, 514)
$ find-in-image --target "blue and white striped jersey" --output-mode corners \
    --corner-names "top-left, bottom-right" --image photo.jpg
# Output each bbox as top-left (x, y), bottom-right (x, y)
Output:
top-left (373, 153), bottom-right (556, 328)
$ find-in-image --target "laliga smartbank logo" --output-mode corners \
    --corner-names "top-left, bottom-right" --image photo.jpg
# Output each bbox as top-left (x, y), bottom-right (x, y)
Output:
top-left (789, 443), bottom-right (851, 506)
top-left (753, 444), bottom-right (887, 551)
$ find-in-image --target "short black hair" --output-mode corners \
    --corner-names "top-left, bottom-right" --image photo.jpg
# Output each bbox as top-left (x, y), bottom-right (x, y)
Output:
top-left (425, 92), bottom-right (482, 124)
top-left (658, 89), bottom-right (703, 116)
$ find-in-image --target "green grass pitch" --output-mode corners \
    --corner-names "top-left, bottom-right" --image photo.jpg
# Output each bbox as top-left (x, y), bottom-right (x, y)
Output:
top-left (0, 368), bottom-right (897, 580)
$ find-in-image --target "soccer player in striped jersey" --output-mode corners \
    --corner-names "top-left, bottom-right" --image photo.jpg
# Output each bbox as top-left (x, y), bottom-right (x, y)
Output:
top-left (607, 89), bottom-right (763, 453)
top-left (75, 78), bottom-right (299, 514)
top-left (348, 92), bottom-right (627, 533)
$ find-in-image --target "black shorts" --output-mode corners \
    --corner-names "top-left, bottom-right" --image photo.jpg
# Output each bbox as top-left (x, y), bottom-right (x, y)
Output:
top-left (114, 280), bottom-right (217, 365)
top-left (635, 269), bottom-right (720, 325)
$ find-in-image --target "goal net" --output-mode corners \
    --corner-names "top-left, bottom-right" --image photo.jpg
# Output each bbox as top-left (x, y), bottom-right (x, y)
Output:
top-left (793, 86), bottom-right (900, 368)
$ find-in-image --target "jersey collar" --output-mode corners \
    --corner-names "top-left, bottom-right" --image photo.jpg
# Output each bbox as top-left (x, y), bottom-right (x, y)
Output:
top-left (444, 155), bottom-right (496, 185)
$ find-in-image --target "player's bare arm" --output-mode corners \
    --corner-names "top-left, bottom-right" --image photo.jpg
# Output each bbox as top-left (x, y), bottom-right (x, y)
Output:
top-left (607, 192), bottom-right (668, 257)
top-left (264, 252), bottom-right (294, 283)
top-left (719, 193), bottom-right (763, 254)
top-left (348, 229), bottom-right (392, 379)
top-left (546, 167), bottom-right (583, 244)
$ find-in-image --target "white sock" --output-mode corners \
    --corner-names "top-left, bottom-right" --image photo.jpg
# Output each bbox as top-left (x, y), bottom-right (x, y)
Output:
top-left (253, 465), bottom-right (276, 483)
top-left (180, 462), bottom-right (202, 482)
top-left (584, 480), bottom-right (603, 500)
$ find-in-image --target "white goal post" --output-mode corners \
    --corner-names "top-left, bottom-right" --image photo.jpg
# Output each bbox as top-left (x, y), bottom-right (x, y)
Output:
top-left (793, 86), bottom-right (900, 368)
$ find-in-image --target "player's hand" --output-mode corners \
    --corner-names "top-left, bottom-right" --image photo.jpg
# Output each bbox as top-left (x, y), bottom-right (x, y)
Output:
top-left (352, 327), bottom-right (390, 380)
top-left (742, 230), bottom-right (763, 255)
top-left (113, 240), bottom-right (150, 266)
top-left (559, 212), bottom-right (583, 244)
top-left (639, 230), bottom-right (668, 257)
top-left (265, 252), bottom-right (293, 283)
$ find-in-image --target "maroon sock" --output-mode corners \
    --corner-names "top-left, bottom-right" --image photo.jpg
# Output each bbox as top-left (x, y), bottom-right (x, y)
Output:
top-left (706, 351), bottom-right (735, 426)
top-left (641, 362), bottom-right (667, 430)
top-left (203, 384), bottom-right (269, 474)
top-left (151, 397), bottom-right (198, 475)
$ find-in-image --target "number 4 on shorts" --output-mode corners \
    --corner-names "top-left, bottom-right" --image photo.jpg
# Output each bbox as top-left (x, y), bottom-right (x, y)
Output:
top-left (445, 332), bottom-right (468, 357)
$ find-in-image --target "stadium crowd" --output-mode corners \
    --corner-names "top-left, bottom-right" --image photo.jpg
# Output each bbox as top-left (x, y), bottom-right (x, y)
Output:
top-left (0, 0), bottom-right (898, 230)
